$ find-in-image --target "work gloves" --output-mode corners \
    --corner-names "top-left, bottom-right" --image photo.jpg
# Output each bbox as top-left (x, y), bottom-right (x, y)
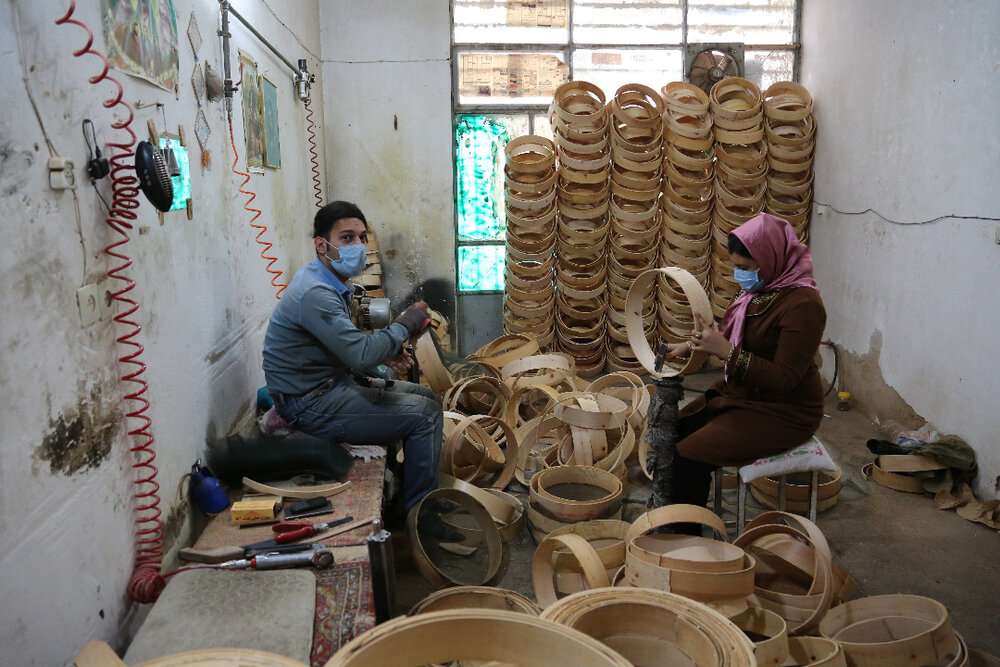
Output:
top-left (395, 301), bottom-right (431, 338)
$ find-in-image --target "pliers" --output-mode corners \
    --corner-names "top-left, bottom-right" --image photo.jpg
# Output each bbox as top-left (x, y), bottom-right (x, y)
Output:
top-left (271, 515), bottom-right (355, 544)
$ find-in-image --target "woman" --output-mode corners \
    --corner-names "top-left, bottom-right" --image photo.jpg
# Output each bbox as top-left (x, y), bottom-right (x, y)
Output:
top-left (664, 212), bottom-right (826, 513)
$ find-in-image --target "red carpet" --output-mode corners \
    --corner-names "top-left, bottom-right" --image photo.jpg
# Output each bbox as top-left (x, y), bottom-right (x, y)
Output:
top-left (310, 560), bottom-right (375, 666)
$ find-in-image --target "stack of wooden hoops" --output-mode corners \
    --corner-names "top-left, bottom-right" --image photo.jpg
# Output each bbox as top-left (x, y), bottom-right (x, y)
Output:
top-left (659, 81), bottom-right (714, 291)
top-left (503, 135), bottom-right (558, 348)
top-left (709, 77), bottom-right (767, 319)
top-left (605, 83), bottom-right (664, 372)
top-left (763, 81), bottom-right (816, 244)
top-left (551, 81), bottom-right (612, 377)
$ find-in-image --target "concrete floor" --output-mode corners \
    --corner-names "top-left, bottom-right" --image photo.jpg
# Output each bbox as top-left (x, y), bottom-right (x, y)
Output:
top-left (395, 370), bottom-right (1000, 656)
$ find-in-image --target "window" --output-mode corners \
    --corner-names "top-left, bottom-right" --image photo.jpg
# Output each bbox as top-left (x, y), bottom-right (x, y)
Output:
top-left (453, 0), bottom-right (800, 293)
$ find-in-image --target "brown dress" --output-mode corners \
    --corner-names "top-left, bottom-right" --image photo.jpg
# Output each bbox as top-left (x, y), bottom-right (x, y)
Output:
top-left (678, 286), bottom-right (827, 467)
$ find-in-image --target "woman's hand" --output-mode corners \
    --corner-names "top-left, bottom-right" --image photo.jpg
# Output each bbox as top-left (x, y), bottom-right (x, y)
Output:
top-left (664, 342), bottom-right (692, 360)
top-left (690, 312), bottom-right (734, 360)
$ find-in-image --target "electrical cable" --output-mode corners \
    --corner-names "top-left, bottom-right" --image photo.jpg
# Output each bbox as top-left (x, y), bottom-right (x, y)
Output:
top-left (228, 119), bottom-right (288, 299)
top-left (13, 0), bottom-right (57, 159)
top-left (92, 181), bottom-right (112, 214)
top-left (821, 340), bottom-right (839, 397)
top-left (304, 99), bottom-right (323, 208)
top-left (813, 201), bottom-right (1000, 225)
top-left (55, 1), bottom-right (165, 604)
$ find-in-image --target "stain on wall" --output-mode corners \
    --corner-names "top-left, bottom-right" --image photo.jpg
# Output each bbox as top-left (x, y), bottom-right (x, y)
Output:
top-left (34, 383), bottom-right (121, 475)
top-left (0, 139), bottom-right (36, 197)
top-left (836, 329), bottom-right (925, 429)
top-left (397, 277), bottom-right (455, 317)
top-left (160, 498), bottom-right (190, 556)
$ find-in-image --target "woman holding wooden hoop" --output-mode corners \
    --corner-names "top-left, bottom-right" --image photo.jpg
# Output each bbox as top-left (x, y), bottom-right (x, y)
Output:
top-left (662, 213), bottom-right (826, 527)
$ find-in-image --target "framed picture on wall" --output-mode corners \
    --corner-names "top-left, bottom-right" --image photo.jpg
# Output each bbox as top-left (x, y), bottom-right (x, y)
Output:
top-left (238, 50), bottom-right (264, 169)
top-left (261, 76), bottom-right (281, 169)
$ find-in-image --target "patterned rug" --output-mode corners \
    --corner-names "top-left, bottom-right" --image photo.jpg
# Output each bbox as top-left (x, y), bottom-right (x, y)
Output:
top-left (320, 456), bottom-right (387, 547)
top-left (310, 560), bottom-right (375, 666)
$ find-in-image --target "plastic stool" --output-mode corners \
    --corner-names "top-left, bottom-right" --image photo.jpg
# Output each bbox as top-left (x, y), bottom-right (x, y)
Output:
top-left (713, 437), bottom-right (836, 534)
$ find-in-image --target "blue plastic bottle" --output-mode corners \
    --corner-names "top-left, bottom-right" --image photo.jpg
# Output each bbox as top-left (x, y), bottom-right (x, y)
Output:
top-left (190, 461), bottom-right (230, 514)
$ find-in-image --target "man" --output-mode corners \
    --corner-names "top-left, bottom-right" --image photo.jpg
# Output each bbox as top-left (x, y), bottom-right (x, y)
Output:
top-left (262, 200), bottom-right (444, 522)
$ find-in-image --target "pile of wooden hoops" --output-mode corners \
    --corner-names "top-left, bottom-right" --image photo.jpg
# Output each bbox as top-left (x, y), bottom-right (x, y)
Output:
top-left (513, 372), bottom-right (650, 483)
top-left (709, 77), bottom-right (767, 318)
top-left (819, 594), bottom-right (970, 667)
top-left (403, 334), bottom-right (981, 667)
top-left (409, 331), bottom-right (654, 586)
top-left (326, 609), bottom-right (633, 666)
top-left (551, 81), bottom-right (612, 376)
top-left (541, 588), bottom-right (758, 667)
top-left (605, 83), bottom-right (664, 372)
top-left (503, 135), bottom-right (558, 348)
top-left (528, 507), bottom-right (866, 666)
top-left (763, 81), bottom-right (816, 244)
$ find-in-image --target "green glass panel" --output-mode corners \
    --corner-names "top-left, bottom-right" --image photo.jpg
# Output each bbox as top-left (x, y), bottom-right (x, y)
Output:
top-left (458, 245), bottom-right (505, 291)
top-left (455, 114), bottom-right (527, 242)
top-left (158, 137), bottom-right (190, 212)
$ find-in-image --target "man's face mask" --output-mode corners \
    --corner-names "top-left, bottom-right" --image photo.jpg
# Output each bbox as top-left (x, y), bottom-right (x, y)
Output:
top-left (323, 239), bottom-right (367, 278)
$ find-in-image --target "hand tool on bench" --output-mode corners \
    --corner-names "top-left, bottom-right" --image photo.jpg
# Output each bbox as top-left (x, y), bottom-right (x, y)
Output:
top-left (284, 496), bottom-right (334, 520)
top-left (216, 545), bottom-right (335, 570)
top-left (272, 515), bottom-right (355, 543)
top-left (178, 541), bottom-right (316, 564)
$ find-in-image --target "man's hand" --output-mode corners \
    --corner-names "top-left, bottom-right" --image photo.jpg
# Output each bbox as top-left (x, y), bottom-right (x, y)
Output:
top-left (395, 301), bottom-right (431, 338)
top-left (386, 349), bottom-right (415, 376)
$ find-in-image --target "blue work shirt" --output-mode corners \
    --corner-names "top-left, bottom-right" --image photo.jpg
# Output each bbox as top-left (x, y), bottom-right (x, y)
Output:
top-left (262, 259), bottom-right (408, 395)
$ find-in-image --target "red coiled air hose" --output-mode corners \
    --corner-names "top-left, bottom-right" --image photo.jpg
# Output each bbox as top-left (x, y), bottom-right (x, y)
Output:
top-left (55, 1), bottom-right (165, 603)
top-left (228, 118), bottom-right (288, 299)
top-left (304, 100), bottom-right (323, 208)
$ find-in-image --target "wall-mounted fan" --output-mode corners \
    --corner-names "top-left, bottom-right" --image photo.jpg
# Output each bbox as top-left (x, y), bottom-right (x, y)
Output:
top-left (684, 43), bottom-right (745, 93)
top-left (135, 140), bottom-right (174, 212)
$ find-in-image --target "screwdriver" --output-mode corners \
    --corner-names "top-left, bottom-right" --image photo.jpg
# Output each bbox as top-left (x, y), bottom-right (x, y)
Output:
top-left (272, 515), bottom-right (355, 544)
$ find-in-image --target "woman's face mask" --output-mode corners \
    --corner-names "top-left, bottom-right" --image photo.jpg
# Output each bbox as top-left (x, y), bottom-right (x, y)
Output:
top-left (734, 267), bottom-right (766, 292)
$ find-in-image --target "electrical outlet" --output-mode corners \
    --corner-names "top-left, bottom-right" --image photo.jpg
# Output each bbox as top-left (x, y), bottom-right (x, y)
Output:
top-left (76, 284), bottom-right (100, 327)
top-left (48, 157), bottom-right (76, 190)
top-left (98, 281), bottom-right (115, 321)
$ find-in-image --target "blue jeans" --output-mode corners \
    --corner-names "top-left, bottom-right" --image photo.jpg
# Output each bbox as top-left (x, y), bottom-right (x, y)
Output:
top-left (273, 376), bottom-right (442, 510)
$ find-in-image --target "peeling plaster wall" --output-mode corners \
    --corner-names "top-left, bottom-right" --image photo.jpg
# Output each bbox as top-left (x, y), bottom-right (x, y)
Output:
top-left (0, 1), bottom-right (323, 664)
top-left (801, 0), bottom-right (1000, 499)
top-left (318, 0), bottom-right (456, 323)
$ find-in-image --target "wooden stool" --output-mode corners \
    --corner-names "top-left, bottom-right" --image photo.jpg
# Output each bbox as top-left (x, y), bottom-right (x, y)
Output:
top-left (713, 437), bottom-right (837, 535)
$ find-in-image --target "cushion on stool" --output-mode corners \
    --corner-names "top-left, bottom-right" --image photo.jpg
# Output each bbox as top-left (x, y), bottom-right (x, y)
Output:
top-left (738, 437), bottom-right (837, 484)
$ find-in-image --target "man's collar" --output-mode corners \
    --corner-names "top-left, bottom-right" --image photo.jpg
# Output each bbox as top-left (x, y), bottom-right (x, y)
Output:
top-left (308, 258), bottom-right (352, 296)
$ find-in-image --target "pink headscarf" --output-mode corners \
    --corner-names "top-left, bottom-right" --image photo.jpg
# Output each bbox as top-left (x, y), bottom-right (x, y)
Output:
top-left (719, 213), bottom-right (817, 347)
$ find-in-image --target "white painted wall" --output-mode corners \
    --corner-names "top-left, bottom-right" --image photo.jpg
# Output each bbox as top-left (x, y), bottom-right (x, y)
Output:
top-left (318, 0), bottom-right (456, 318)
top-left (0, 1), bottom-right (323, 664)
top-left (801, 0), bottom-right (1000, 498)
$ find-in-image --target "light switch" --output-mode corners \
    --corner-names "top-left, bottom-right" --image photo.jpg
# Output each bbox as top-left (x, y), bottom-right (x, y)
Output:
top-left (77, 284), bottom-right (100, 327)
